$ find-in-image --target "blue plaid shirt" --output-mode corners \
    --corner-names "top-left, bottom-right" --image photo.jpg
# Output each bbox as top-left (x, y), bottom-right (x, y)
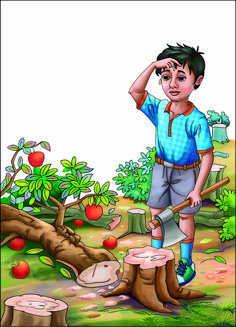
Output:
top-left (138, 92), bottom-right (213, 165)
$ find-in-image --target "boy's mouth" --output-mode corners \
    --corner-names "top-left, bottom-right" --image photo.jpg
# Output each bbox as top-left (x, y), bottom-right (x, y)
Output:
top-left (169, 91), bottom-right (180, 96)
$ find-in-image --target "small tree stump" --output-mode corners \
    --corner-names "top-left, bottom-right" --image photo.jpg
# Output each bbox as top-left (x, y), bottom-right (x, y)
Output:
top-left (118, 209), bottom-right (150, 239)
top-left (1, 294), bottom-right (68, 326)
top-left (102, 246), bottom-right (205, 313)
top-left (202, 164), bottom-right (226, 201)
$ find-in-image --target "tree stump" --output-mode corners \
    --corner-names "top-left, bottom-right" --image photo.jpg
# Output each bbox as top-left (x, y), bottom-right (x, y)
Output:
top-left (202, 164), bottom-right (226, 202)
top-left (211, 123), bottom-right (229, 143)
top-left (102, 246), bottom-right (205, 313)
top-left (118, 209), bottom-right (150, 239)
top-left (1, 294), bottom-right (68, 326)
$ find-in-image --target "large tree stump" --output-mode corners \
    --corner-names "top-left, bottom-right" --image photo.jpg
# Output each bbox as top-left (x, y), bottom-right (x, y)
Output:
top-left (102, 246), bottom-right (205, 313)
top-left (1, 294), bottom-right (68, 326)
top-left (118, 209), bottom-right (150, 239)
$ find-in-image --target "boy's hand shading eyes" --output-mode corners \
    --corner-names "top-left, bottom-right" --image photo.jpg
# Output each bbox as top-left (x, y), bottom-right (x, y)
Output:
top-left (155, 58), bottom-right (181, 70)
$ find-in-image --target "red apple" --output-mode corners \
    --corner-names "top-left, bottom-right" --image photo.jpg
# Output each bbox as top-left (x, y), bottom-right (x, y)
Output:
top-left (12, 260), bottom-right (30, 279)
top-left (74, 219), bottom-right (84, 227)
top-left (10, 238), bottom-right (25, 251)
top-left (85, 204), bottom-right (103, 220)
top-left (103, 236), bottom-right (117, 250)
top-left (28, 151), bottom-right (44, 167)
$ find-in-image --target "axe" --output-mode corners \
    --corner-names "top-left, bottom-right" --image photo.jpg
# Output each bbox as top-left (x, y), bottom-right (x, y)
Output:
top-left (149, 177), bottom-right (230, 248)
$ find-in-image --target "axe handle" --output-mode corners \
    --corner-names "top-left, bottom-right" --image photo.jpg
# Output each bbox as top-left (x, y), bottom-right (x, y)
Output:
top-left (149, 177), bottom-right (230, 230)
top-left (172, 177), bottom-right (230, 214)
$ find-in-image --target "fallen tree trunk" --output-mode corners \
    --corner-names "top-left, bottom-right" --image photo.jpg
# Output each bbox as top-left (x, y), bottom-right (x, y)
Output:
top-left (1, 294), bottom-right (68, 326)
top-left (1, 203), bottom-right (120, 287)
top-left (30, 205), bottom-right (121, 230)
top-left (102, 246), bottom-right (205, 313)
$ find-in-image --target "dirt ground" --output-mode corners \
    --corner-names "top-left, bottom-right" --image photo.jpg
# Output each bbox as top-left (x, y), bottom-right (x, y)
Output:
top-left (1, 196), bottom-right (235, 326)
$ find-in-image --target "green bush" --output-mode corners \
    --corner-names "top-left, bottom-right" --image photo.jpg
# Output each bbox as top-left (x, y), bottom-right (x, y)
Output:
top-left (113, 147), bottom-right (156, 201)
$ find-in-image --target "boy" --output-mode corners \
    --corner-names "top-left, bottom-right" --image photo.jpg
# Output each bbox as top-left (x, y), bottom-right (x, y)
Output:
top-left (129, 44), bottom-right (214, 285)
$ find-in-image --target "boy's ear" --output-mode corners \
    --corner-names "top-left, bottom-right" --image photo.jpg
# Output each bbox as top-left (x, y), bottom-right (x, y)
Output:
top-left (195, 75), bottom-right (204, 86)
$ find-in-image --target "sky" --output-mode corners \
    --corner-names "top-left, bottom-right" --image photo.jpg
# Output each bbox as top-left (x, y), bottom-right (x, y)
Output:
top-left (1, 1), bottom-right (235, 196)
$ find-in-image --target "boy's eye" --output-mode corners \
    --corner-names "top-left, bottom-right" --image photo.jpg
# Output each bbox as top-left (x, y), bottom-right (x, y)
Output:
top-left (162, 75), bottom-right (170, 81)
top-left (177, 76), bottom-right (186, 81)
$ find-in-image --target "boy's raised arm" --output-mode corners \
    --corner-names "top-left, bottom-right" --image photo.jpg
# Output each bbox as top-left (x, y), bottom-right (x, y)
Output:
top-left (129, 58), bottom-right (181, 106)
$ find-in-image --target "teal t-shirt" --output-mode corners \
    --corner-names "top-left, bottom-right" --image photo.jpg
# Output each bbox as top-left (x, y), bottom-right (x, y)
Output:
top-left (138, 92), bottom-right (213, 165)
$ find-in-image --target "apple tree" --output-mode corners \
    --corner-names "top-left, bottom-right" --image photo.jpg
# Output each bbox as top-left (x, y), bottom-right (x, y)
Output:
top-left (1, 138), bottom-right (121, 286)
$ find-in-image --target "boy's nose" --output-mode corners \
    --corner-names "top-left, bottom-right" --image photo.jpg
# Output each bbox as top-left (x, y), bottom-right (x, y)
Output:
top-left (169, 77), bottom-right (178, 88)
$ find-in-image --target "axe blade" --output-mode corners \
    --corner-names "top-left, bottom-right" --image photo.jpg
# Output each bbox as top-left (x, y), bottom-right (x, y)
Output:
top-left (154, 208), bottom-right (187, 247)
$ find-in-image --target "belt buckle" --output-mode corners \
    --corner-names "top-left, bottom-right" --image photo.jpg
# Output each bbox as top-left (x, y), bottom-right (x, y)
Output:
top-left (163, 160), bottom-right (174, 168)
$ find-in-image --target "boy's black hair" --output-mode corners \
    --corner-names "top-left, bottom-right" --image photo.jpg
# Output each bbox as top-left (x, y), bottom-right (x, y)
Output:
top-left (156, 43), bottom-right (205, 89)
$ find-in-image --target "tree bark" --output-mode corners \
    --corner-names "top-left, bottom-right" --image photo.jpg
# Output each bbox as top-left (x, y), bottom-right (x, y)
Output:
top-left (1, 203), bottom-right (119, 287)
top-left (102, 246), bottom-right (205, 313)
top-left (1, 294), bottom-right (68, 326)
top-left (118, 209), bottom-right (150, 239)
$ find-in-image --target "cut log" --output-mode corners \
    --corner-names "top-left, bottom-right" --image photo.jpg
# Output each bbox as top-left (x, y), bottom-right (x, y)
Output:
top-left (1, 294), bottom-right (68, 326)
top-left (102, 246), bottom-right (205, 313)
top-left (118, 209), bottom-right (150, 239)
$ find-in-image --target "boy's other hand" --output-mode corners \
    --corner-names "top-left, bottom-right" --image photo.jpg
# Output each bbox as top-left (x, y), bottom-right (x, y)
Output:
top-left (185, 191), bottom-right (202, 208)
top-left (155, 58), bottom-right (181, 70)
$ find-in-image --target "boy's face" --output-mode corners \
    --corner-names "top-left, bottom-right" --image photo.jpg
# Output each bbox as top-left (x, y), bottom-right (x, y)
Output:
top-left (160, 62), bottom-right (203, 103)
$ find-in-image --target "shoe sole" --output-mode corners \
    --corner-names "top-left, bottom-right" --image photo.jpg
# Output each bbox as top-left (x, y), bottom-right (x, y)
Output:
top-left (178, 271), bottom-right (196, 286)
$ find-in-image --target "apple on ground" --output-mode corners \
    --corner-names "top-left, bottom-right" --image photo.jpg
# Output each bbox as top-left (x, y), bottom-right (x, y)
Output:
top-left (74, 219), bottom-right (84, 227)
top-left (28, 151), bottom-right (45, 167)
top-left (10, 238), bottom-right (25, 251)
top-left (12, 261), bottom-right (30, 279)
top-left (103, 236), bottom-right (117, 250)
top-left (85, 204), bottom-right (103, 220)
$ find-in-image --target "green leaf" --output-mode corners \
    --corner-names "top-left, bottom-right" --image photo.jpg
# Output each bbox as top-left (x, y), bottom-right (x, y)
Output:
top-left (26, 174), bottom-right (40, 181)
top-left (41, 141), bottom-right (51, 151)
top-left (71, 181), bottom-right (80, 187)
top-left (18, 203), bottom-right (24, 210)
top-left (18, 186), bottom-right (28, 195)
top-left (29, 181), bottom-right (36, 192)
top-left (66, 174), bottom-right (76, 181)
top-left (80, 187), bottom-right (91, 193)
top-left (71, 157), bottom-right (76, 167)
top-left (61, 160), bottom-right (72, 168)
top-left (101, 195), bottom-right (109, 206)
top-left (43, 180), bottom-right (52, 191)
top-left (23, 148), bottom-right (32, 155)
top-left (22, 164), bottom-right (32, 174)
top-left (7, 144), bottom-right (19, 151)
top-left (69, 187), bottom-right (78, 195)
top-left (15, 180), bottom-right (29, 187)
top-left (39, 256), bottom-right (54, 266)
top-left (94, 182), bottom-right (100, 194)
top-left (203, 248), bottom-right (220, 254)
top-left (59, 182), bottom-right (71, 189)
top-left (88, 196), bottom-right (94, 206)
top-left (74, 162), bottom-right (87, 169)
top-left (22, 206), bottom-right (34, 212)
top-left (61, 188), bottom-right (70, 199)
top-left (6, 166), bottom-right (14, 173)
top-left (16, 197), bottom-right (25, 204)
top-left (36, 178), bottom-right (43, 190)
top-left (42, 188), bottom-right (50, 201)
top-left (46, 168), bottom-right (58, 176)
top-left (26, 248), bottom-right (44, 254)
top-left (24, 141), bottom-right (36, 148)
top-left (215, 256), bottom-right (227, 264)
top-left (81, 174), bottom-right (92, 185)
top-left (60, 268), bottom-right (71, 279)
top-left (47, 176), bottom-right (58, 181)
top-left (109, 208), bottom-right (115, 214)
top-left (95, 196), bottom-right (101, 206)
top-left (40, 164), bottom-right (51, 176)
top-left (29, 197), bottom-right (35, 205)
top-left (34, 189), bottom-right (42, 201)
top-left (101, 182), bottom-right (110, 194)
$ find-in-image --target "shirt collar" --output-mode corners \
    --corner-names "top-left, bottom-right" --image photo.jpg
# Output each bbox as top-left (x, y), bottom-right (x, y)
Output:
top-left (165, 101), bottom-right (194, 116)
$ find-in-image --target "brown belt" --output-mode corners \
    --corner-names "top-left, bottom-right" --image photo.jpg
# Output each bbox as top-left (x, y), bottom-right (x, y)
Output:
top-left (155, 154), bottom-right (200, 170)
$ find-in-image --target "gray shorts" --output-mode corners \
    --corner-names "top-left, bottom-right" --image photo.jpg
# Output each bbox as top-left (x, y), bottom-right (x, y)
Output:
top-left (147, 163), bottom-right (202, 214)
